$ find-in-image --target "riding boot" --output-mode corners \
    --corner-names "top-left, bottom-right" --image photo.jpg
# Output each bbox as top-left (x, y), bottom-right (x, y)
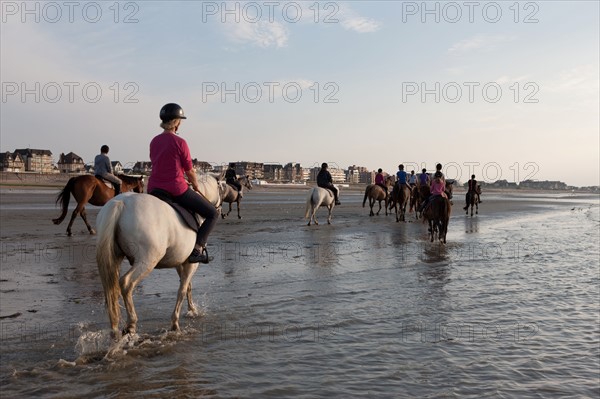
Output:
top-left (188, 246), bottom-right (212, 264)
top-left (334, 194), bottom-right (341, 205)
top-left (114, 183), bottom-right (121, 196)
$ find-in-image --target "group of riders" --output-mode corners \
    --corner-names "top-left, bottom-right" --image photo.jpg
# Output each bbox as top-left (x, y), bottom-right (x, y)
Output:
top-left (92, 103), bottom-right (483, 264)
top-left (371, 163), bottom-right (482, 213)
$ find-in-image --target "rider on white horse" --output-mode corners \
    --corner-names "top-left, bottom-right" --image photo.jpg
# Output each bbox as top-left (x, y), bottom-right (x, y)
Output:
top-left (147, 103), bottom-right (218, 264)
top-left (317, 162), bottom-right (341, 205)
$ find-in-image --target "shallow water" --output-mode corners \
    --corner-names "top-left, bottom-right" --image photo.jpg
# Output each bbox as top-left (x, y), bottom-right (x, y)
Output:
top-left (1, 190), bottom-right (598, 398)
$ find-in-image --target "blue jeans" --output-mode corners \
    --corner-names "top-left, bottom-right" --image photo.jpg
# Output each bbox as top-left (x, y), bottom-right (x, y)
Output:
top-left (174, 188), bottom-right (218, 247)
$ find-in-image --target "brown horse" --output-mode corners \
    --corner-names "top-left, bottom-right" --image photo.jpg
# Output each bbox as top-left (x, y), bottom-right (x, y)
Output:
top-left (362, 176), bottom-right (394, 216)
top-left (423, 196), bottom-right (451, 243)
top-left (463, 185), bottom-right (481, 217)
top-left (52, 174), bottom-right (144, 236)
top-left (389, 183), bottom-right (412, 222)
top-left (409, 185), bottom-right (425, 219)
top-left (422, 181), bottom-right (454, 243)
top-left (221, 175), bottom-right (253, 219)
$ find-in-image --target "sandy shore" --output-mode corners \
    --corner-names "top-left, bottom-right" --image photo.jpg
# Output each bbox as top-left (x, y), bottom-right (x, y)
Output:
top-left (0, 186), bottom-right (594, 323)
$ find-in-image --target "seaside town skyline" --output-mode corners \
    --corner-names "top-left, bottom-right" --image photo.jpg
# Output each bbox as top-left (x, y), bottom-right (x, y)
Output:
top-left (1, 146), bottom-right (597, 191)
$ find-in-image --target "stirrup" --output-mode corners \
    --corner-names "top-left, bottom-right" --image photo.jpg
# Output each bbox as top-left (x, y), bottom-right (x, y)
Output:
top-left (188, 247), bottom-right (212, 264)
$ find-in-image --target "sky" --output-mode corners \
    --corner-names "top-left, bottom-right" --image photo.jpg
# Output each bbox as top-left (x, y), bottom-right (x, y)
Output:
top-left (1, 1), bottom-right (598, 186)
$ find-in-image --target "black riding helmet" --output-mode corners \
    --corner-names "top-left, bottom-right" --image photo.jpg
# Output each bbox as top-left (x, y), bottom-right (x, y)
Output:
top-left (160, 103), bottom-right (187, 122)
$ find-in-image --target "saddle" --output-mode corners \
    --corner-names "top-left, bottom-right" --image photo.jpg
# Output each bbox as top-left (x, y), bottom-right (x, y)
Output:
top-left (149, 189), bottom-right (201, 231)
top-left (95, 175), bottom-right (114, 189)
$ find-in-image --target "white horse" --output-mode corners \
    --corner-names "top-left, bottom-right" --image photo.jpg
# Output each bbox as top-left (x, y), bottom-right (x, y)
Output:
top-left (304, 186), bottom-right (338, 226)
top-left (95, 174), bottom-right (222, 337)
top-left (197, 172), bottom-right (224, 212)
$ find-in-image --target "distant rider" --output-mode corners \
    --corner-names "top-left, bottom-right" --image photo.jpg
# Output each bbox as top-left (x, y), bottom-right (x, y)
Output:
top-left (463, 174), bottom-right (478, 210)
top-left (225, 162), bottom-right (243, 197)
top-left (375, 168), bottom-right (389, 197)
top-left (317, 162), bottom-right (341, 205)
top-left (396, 164), bottom-right (410, 190)
top-left (94, 145), bottom-right (121, 195)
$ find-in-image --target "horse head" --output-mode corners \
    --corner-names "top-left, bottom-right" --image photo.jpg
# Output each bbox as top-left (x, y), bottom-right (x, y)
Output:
top-left (445, 179), bottom-right (455, 199)
top-left (242, 175), bottom-right (253, 190)
top-left (134, 176), bottom-right (144, 193)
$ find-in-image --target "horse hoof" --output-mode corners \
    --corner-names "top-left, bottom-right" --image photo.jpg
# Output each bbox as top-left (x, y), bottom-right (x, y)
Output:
top-left (90, 229), bottom-right (96, 235)
top-left (123, 326), bottom-right (136, 335)
top-left (238, 216), bottom-right (242, 219)
top-left (67, 231), bottom-right (72, 237)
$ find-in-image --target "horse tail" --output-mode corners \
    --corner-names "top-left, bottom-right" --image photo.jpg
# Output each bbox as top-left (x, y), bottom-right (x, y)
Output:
top-left (362, 186), bottom-right (369, 207)
top-left (96, 199), bottom-right (125, 331)
top-left (304, 189), bottom-right (314, 219)
top-left (52, 177), bottom-right (76, 224)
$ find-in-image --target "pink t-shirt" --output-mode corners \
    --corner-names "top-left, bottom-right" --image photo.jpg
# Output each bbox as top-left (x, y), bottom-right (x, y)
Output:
top-left (147, 131), bottom-right (193, 196)
top-left (375, 173), bottom-right (385, 185)
top-left (430, 178), bottom-right (446, 196)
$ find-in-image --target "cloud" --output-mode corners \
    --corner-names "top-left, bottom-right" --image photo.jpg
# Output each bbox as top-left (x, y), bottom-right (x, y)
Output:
top-left (545, 65), bottom-right (599, 93)
top-left (337, 4), bottom-right (381, 33)
top-left (223, 19), bottom-right (289, 48)
top-left (447, 34), bottom-right (517, 54)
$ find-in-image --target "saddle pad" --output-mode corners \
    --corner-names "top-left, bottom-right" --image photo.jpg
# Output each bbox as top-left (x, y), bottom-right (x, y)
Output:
top-left (95, 175), bottom-right (113, 188)
top-left (149, 189), bottom-right (201, 231)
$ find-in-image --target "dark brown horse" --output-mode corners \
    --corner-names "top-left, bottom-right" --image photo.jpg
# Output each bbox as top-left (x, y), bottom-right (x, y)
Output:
top-left (52, 174), bottom-right (144, 235)
top-left (422, 181), bottom-right (454, 243)
top-left (410, 185), bottom-right (427, 219)
top-left (463, 185), bottom-right (481, 217)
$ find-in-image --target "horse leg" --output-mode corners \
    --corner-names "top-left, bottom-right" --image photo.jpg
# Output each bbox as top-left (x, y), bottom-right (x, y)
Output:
top-left (327, 204), bottom-right (333, 224)
top-left (369, 198), bottom-right (374, 216)
top-left (65, 202), bottom-right (86, 236)
top-left (119, 260), bottom-right (156, 334)
top-left (176, 266), bottom-right (198, 317)
top-left (80, 208), bottom-right (96, 235)
top-left (172, 263), bottom-right (199, 331)
top-left (428, 220), bottom-right (434, 242)
top-left (237, 199), bottom-right (242, 219)
top-left (475, 200), bottom-right (478, 215)
top-left (376, 200), bottom-right (382, 216)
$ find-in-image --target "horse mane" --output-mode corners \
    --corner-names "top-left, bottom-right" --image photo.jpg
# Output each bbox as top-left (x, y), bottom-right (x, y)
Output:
top-left (117, 174), bottom-right (143, 183)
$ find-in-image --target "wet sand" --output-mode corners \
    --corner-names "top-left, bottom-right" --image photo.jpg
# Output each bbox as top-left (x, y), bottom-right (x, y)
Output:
top-left (0, 184), bottom-right (588, 323)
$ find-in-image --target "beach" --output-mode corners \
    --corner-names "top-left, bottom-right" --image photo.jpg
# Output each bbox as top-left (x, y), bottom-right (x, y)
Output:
top-left (1, 184), bottom-right (599, 397)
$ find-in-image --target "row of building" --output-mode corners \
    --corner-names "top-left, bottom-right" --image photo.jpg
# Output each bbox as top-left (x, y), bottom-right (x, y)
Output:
top-left (2, 148), bottom-right (593, 191)
top-left (0, 148), bottom-right (377, 184)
